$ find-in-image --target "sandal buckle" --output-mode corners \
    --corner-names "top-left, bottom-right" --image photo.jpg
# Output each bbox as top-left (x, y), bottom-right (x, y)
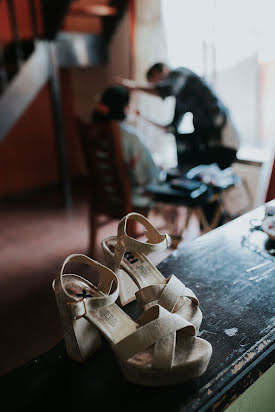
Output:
top-left (165, 234), bottom-right (172, 248)
top-left (68, 298), bottom-right (87, 320)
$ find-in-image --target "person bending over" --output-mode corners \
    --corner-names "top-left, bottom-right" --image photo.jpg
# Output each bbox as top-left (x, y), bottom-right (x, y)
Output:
top-left (118, 63), bottom-right (240, 169)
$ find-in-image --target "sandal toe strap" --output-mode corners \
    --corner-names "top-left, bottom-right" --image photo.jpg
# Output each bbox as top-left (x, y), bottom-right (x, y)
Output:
top-left (113, 305), bottom-right (195, 369)
top-left (136, 275), bottom-right (199, 312)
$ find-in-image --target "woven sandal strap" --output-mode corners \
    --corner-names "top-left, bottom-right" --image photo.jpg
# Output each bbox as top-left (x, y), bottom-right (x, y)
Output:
top-left (152, 331), bottom-right (176, 369)
top-left (135, 284), bottom-right (164, 305)
top-left (136, 275), bottom-right (199, 311)
top-left (159, 275), bottom-right (185, 312)
top-left (113, 305), bottom-right (195, 368)
top-left (113, 212), bottom-right (171, 272)
top-left (56, 254), bottom-right (119, 316)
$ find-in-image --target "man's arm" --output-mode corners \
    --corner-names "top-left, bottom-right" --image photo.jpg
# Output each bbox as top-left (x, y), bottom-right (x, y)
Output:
top-left (116, 77), bottom-right (159, 96)
top-left (117, 78), bottom-right (175, 132)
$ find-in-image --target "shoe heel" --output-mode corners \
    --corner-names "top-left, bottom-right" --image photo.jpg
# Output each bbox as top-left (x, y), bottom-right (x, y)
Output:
top-left (103, 248), bottom-right (114, 270)
top-left (54, 283), bottom-right (102, 363)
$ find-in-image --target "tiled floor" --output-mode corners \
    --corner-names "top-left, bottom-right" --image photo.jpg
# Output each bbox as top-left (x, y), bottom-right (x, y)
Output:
top-left (0, 184), bottom-right (200, 376)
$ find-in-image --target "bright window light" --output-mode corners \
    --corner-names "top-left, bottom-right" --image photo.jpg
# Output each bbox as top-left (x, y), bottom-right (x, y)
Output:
top-left (161, 0), bottom-right (275, 151)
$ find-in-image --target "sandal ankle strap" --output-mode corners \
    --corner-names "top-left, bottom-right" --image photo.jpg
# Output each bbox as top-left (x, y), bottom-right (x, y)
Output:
top-left (55, 254), bottom-right (119, 309)
top-left (113, 213), bottom-right (171, 272)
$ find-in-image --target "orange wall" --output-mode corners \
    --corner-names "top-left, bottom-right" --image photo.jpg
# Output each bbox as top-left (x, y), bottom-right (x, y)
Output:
top-left (0, 5), bottom-right (130, 197)
top-left (71, 10), bottom-right (131, 119)
top-left (0, 69), bottom-right (84, 197)
top-left (0, 0), bottom-right (44, 45)
top-left (0, 0), bottom-right (13, 45)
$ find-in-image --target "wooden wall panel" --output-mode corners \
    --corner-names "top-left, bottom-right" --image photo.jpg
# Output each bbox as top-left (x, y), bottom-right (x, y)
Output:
top-left (34, 0), bottom-right (44, 36)
top-left (0, 0), bottom-right (44, 44)
top-left (13, 0), bottom-right (33, 39)
top-left (61, 15), bottom-right (102, 34)
top-left (0, 0), bottom-right (13, 45)
top-left (0, 69), bottom-right (84, 197)
top-left (0, 84), bottom-right (58, 195)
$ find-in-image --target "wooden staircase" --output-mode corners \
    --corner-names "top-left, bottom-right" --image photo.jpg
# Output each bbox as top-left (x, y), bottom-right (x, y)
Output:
top-left (0, 0), bottom-right (128, 138)
top-left (0, 0), bottom-right (128, 204)
top-left (62, 0), bottom-right (118, 34)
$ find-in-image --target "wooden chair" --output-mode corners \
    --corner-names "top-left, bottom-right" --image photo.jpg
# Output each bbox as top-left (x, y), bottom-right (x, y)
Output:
top-left (77, 117), bottom-right (149, 257)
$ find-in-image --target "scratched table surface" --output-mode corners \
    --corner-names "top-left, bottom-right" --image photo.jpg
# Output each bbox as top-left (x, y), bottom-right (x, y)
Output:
top-left (1, 202), bottom-right (275, 412)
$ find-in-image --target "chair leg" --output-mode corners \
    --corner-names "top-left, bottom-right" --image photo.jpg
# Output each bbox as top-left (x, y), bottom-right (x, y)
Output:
top-left (195, 207), bottom-right (210, 233)
top-left (88, 210), bottom-right (97, 258)
top-left (195, 202), bottom-right (223, 234)
top-left (183, 207), bottom-right (192, 232)
top-left (127, 219), bottom-right (139, 238)
top-left (127, 207), bottom-right (150, 237)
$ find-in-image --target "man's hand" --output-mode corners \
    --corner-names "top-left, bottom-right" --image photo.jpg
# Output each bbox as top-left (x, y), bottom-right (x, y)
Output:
top-left (114, 77), bottom-right (158, 96)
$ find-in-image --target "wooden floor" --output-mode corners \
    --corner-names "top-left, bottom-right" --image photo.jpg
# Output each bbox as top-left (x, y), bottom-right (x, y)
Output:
top-left (0, 183), bottom-right (200, 376)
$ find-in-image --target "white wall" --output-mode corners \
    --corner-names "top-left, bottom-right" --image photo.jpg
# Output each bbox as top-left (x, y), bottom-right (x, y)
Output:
top-left (70, 10), bottom-right (131, 120)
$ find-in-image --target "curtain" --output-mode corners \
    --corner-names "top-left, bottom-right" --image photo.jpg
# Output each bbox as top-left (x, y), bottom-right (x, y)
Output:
top-left (133, 0), bottom-right (167, 82)
top-left (130, 0), bottom-right (177, 170)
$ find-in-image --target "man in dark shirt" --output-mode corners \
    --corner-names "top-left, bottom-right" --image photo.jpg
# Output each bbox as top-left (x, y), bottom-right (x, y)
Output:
top-left (147, 63), bottom-right (226, 135)
top-left (118, 62), bottom-right (240, 169)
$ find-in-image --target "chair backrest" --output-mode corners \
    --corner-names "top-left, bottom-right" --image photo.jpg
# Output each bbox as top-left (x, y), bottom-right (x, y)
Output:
top-left (77, 117), bottom-right (133, 218)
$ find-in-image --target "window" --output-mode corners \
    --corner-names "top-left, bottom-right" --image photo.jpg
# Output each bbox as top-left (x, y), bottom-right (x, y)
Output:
top-left (161, 0), bottom-right (275, 152)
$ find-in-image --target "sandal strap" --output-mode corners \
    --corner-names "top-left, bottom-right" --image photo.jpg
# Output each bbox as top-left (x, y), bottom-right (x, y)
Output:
top-left (136, 275), bottom-right (199, 312)
top-left (113, 305), bottom-right (195, 369)
top-left (56, 254), bottom-right (119, 318)
top-left (113, 212), bottom-right (171, 272)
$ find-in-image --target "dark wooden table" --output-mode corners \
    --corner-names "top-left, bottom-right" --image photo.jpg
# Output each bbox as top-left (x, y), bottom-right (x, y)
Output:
top-left (1, 203), bottom-right (275, 412)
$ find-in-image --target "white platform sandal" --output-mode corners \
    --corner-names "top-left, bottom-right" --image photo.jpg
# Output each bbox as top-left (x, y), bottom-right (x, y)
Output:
top-left (101, 212), bottom-right (202, 332)
top-left (53, 253), bottom-right (212, 386)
